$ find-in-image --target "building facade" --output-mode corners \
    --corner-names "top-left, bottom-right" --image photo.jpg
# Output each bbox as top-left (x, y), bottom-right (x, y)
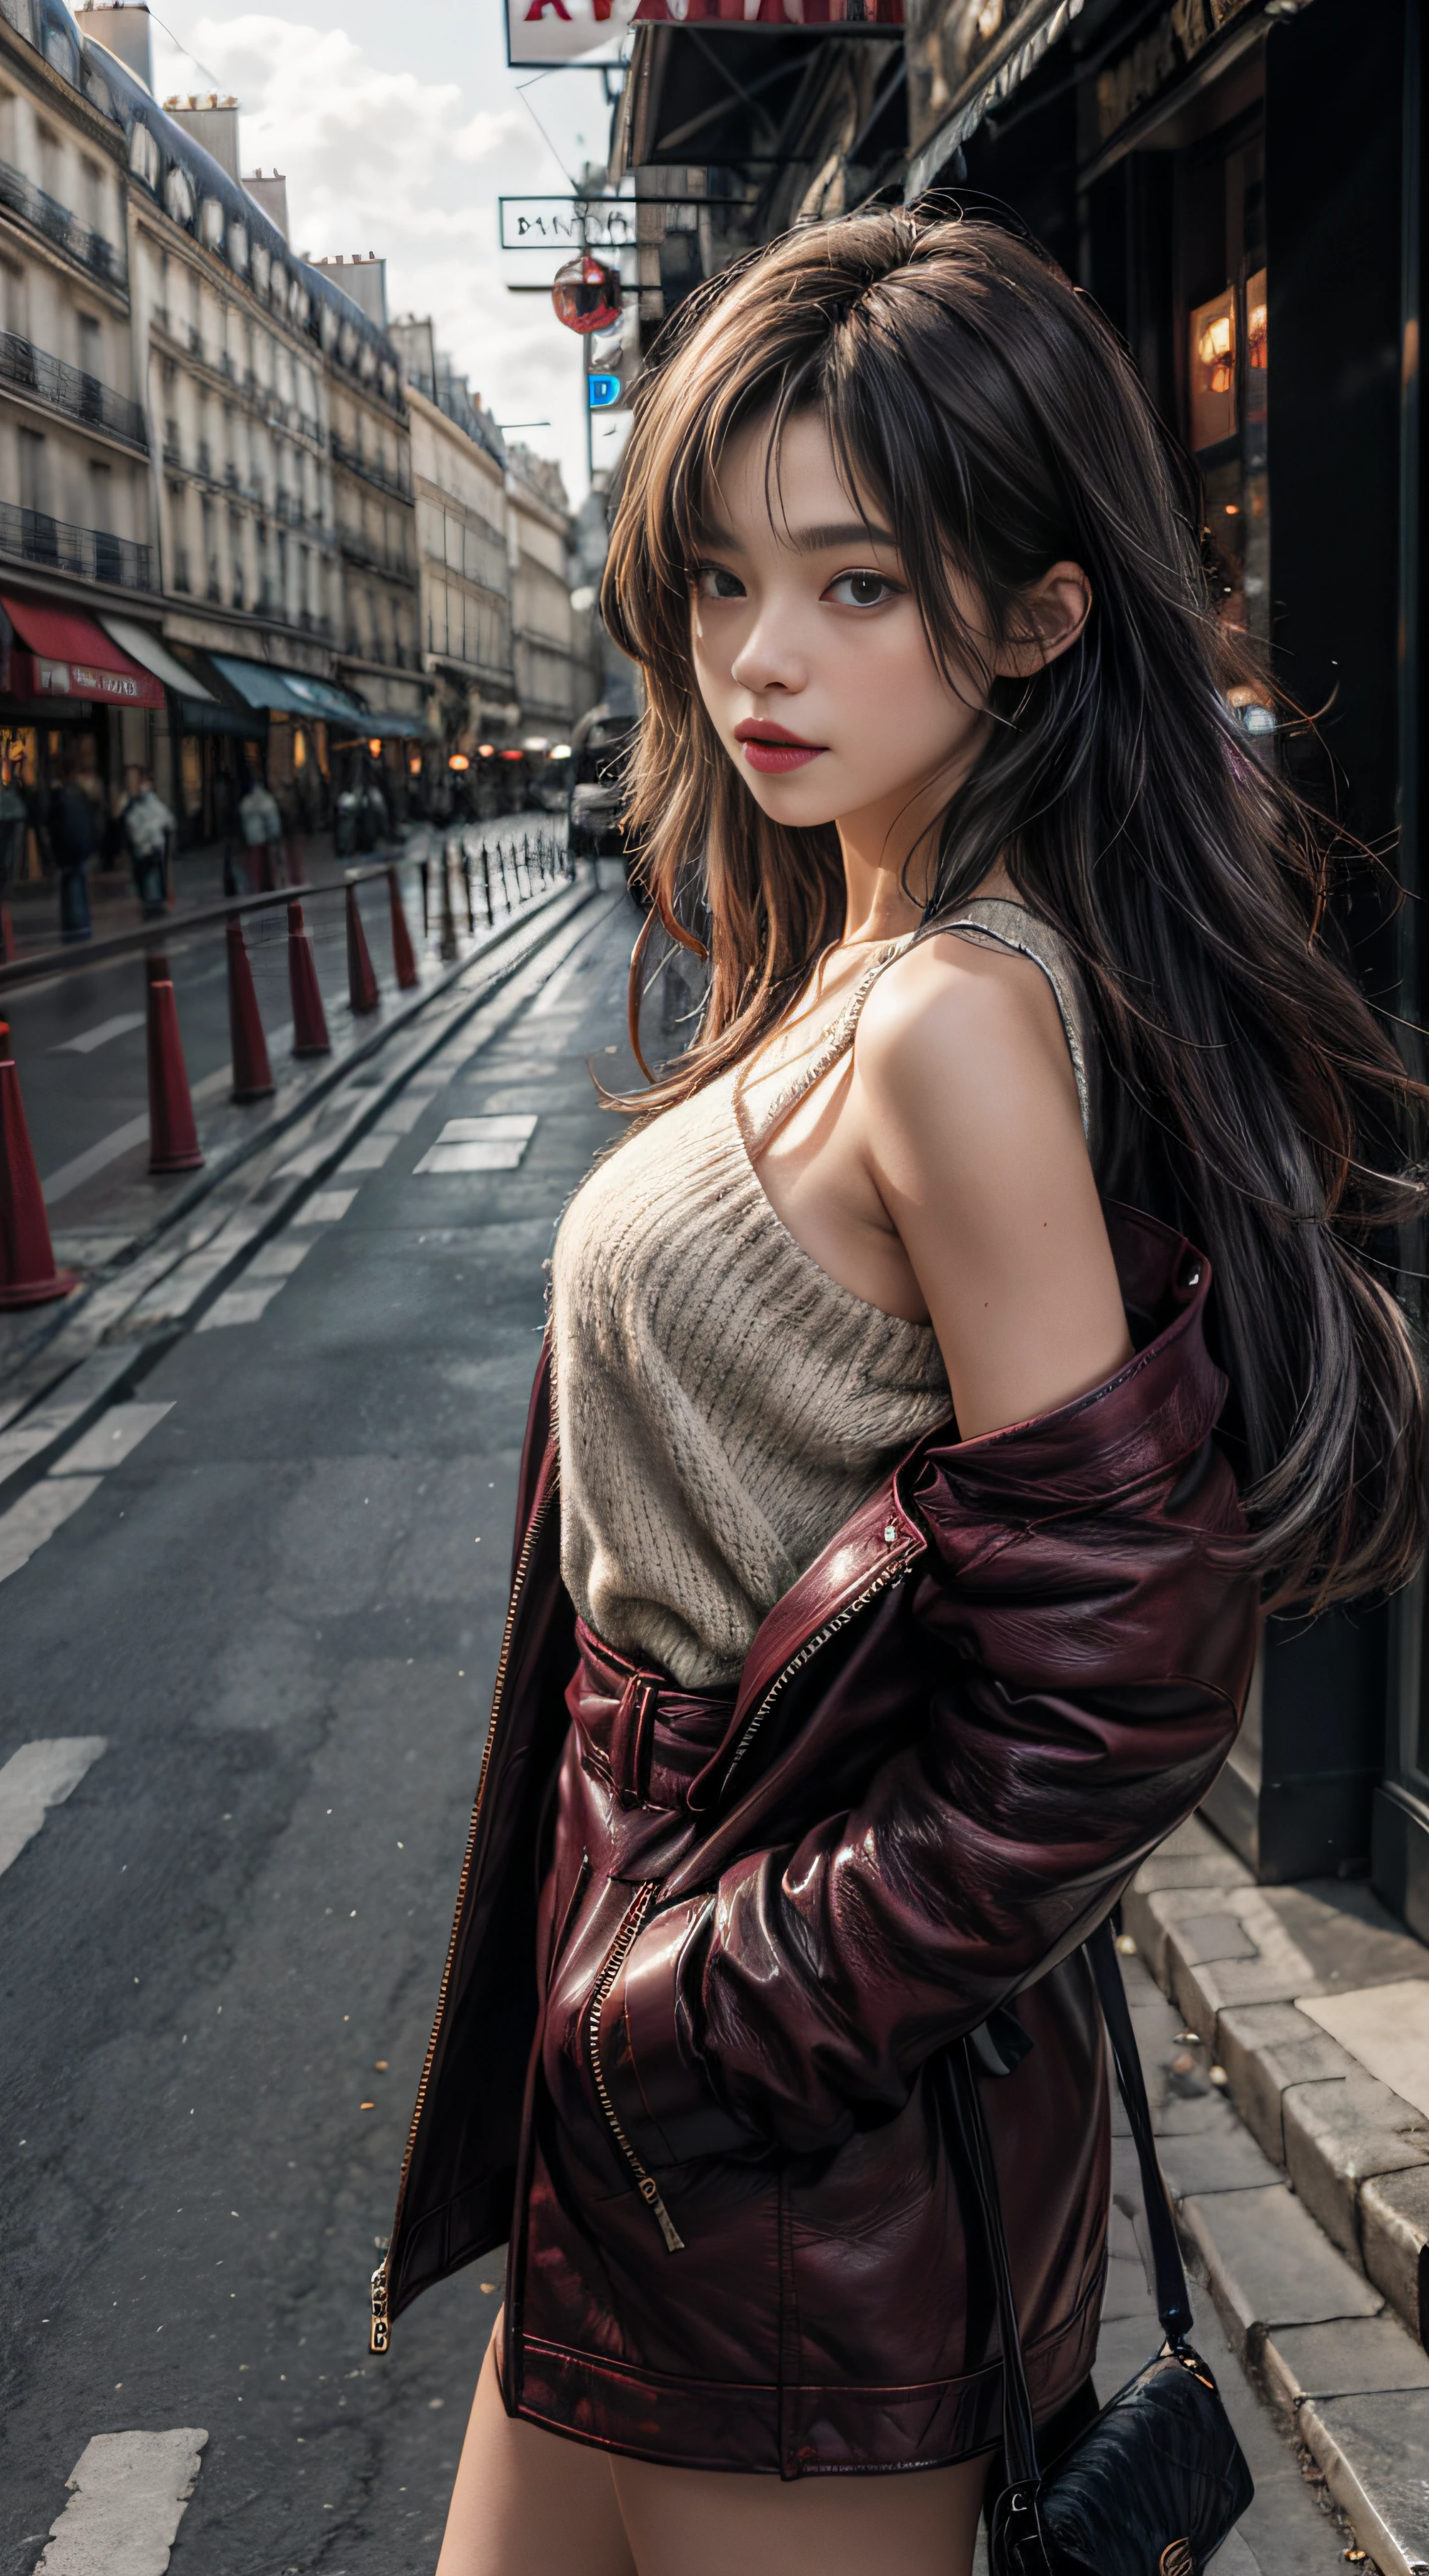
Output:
top-left (1, 0), bottom-right (428, 855)
top-left (506, 440), bottom-right (598, 746)
top-left (1, 0), bottom-right (158, 837)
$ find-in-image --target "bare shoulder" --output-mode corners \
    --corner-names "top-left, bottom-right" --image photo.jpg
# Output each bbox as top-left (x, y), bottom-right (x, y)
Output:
top-left (854, 929), bottom-right (1084, 1144)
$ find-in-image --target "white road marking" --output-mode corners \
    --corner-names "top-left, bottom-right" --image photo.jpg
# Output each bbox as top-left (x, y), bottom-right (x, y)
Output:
top-left (372, 1094), bottom-right (430, 1134)
top-left (1298, 1980), bottom-right (1429, 2119)
top-left (48, 1404), bottom-right (174, 1477)
top-left (305, 1188), bottom-right (357, 1222)
top-left (413, 1113), bottom-right (538, 1178)
top-left (43, 1116), bottom-right (148, 1204)
top-left (338, 1131), bottom-right (398, 1172)
top-left (530, 957), bottom-right (581, 1014)
top-left (53, 1013), bottom-right (145, 1055)
top-left (0, 1479), bottom-right (103, 1585)
top-left (0, 1737), bottom-right (108, 1879)
top-left (246, 1236), bottom-right (314, 1280)
top-left (196, 1282), bottom-right (285, 1330)
top-left (41, 1069), bottom-right (230, 1204)
top-left (33, 2428), bottom-right (208, 2575)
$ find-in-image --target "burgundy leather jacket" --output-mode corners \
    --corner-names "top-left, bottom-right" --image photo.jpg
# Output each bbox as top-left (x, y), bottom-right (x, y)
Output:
top-left (372, 1205), bottom-right (1258, 2477)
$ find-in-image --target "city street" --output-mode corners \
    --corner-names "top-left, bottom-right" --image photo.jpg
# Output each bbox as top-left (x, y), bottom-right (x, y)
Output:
top-left (1, 886), bottom-right (1351, 2576)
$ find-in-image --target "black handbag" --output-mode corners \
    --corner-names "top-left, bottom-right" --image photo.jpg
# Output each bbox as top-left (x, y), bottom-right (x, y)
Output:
top-left (952, 1918), bottom-right (1254, 2576)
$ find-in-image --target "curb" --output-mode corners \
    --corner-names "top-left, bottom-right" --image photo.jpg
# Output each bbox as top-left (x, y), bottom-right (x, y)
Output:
top-left (0, 874), bottom-right (601, 1498)
top-left (1125, 1816), bottom-right (1429, 2575)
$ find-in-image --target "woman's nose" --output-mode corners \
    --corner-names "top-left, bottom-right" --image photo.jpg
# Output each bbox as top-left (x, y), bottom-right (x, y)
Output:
top-left (728, 601), bottom-right (808, 697)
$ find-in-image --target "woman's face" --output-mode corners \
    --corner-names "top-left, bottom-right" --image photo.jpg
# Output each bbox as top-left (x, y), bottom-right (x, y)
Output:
top-left (689, 409), bottom-right (995, 857)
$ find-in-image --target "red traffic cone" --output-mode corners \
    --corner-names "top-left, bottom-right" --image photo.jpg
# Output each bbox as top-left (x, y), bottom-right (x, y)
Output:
top-left (227, 918), bottom-right (274, 1102)
top-left (345, 882), bottom-right (379, 1015)
top-left (287, 901), bottom-right (331, 1057)
top-left (0, 1023), bottom-right (76, 1307)
top-left (147, 954), bottom-right (203, 1174)
top-left (387, 866), bottom-right (418, 990)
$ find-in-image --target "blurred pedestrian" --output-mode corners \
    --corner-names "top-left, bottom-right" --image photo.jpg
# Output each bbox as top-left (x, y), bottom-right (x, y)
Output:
top-left (121, 764), bottom-right (174, 920)
top-left (48, 753), bottom-right (99, 942)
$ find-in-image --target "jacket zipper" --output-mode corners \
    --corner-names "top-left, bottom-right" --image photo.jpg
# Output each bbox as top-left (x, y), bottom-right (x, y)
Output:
top-left (719, 1539), bottom-right (918, 1802)
top-left (370, 1470), bottom-right (558, 2355)
top-left (587, 1880), bottom-right (686, 2253)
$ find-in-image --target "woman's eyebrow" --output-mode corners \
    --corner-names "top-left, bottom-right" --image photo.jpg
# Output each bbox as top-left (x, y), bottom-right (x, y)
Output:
top-left (786, 519), bottom-right (899, 553)
top-left (693, 518), bottom-right (900, 555)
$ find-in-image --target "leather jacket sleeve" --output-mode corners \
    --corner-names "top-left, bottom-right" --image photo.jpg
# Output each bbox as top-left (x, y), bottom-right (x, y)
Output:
top-left (601, 1282), bottom-right (1259, 2161)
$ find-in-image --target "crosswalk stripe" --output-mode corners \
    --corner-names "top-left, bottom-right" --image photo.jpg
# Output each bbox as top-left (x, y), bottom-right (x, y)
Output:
top-left (338, 1131), bottom-right (399, 1173)
top-left (0, 1738), bottom-right (108, 1879)
top-left (0, 1479), bottom-right (103, 1586)
top-left (33, 2429), bottom-right (208, 2575)
top-left (196, 1282), bottom-right (286, 1330)
top-left (47, 1404), bottom-right (174, 1477)
top-left (304, 1188), bottom-right (357, 1223)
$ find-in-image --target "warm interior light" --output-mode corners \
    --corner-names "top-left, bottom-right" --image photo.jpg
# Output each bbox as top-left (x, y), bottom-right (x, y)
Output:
top-left (448, 752), bottom-right (470, 771)
top-left (477, 743), bottom-right (495, 758)
top-left (549, 743), bottom-right (572, 760)
top-left (367, 737), bottom-right (382, 757)
top-left (501, 748), bottom-right (523, 760)
top-left (409, 757), bottom-right (421, 774)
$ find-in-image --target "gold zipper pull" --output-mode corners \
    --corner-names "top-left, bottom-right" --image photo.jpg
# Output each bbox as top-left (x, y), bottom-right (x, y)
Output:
top-left (370, 2259), bottom-right (391, 2355)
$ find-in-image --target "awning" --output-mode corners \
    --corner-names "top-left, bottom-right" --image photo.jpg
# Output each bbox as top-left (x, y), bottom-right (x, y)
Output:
top-left (350, 707), bottom-right (428, 740)
top-left (279, 671), bottom-right (373, 728)
top-left (0, 591), bottom-right (165, 710)
top-left (905, 0), bottom-right (1084, 199)
top-left (209, 653), bottom-right (307, 714)
top-left (101, 616), bottom-right (218, 705)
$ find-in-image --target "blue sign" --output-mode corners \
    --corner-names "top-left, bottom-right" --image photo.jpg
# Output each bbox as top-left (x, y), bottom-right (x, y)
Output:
top-left (587, 372), bottom-right (620, 410)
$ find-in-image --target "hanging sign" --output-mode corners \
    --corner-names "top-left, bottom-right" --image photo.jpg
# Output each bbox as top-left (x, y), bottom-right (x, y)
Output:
top-left (632, 0), bottom-right (903, 24)
top-left (552, 253), bottom-right (623, 333)
top-left (506, 0), bottom-right (642, 68)
top-left (587, 372), bottom-right (621, 408)
top-left (501, 196), bottom-right (696, 252)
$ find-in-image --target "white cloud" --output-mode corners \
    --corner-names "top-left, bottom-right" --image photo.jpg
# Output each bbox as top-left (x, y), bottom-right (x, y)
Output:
top-left (150, 10), bottom-right (596, 501)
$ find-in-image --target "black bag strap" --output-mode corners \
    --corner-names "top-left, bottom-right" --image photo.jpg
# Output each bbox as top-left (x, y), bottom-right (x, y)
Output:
top-left (948, 1916), bottom-right (1194, 2502)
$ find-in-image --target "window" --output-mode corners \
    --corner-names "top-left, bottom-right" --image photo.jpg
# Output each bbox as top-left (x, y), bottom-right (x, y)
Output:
top-left (88, 460), bottom-right (113, 530)
top-left (230, 509), bottom-right (245, 608)
top-left (82, 157), bottom-right (103, 234)
top-left (18, 426), bottom-right (46, 516)
top-left (0, 257), bottom-right (25, 340)
top-left (166, 480), bottom-right (191, 592)
top-left (77, 311), bottom-right (102, 382)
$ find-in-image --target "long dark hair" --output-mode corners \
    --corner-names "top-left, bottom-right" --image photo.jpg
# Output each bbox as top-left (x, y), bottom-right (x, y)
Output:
top-left (601, 206), bottom-right (1426, 1612)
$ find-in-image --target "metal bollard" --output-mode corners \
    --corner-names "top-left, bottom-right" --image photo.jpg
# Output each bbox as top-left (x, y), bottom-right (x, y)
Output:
top-left (480, 843), bottom-right (492, 924)
top-left (439, 840), bottom-right (459, 962)
top-left (460, 840), bottom-right (474, 934)
top-left (420, 854), bottom-right (430, 937)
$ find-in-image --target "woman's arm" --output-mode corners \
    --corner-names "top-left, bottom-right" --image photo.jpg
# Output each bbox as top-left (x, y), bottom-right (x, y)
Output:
top-left (853, 932), bottom-right (1132, 1435)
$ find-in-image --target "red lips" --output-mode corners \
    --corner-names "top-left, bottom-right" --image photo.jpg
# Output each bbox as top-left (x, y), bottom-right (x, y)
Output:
top-left (733, 719), bottom-right (826, 774)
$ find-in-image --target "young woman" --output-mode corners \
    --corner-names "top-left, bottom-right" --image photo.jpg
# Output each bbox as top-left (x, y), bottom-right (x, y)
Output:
top-left (373, 210), bottom-right (1426, 2576)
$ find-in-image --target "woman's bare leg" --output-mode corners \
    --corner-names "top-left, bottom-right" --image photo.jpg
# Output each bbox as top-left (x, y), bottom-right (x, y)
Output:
top-left (611, 2447), bottom-right (991, 2576)
top-left (435, 2321), bottom-right (635, 2576)
top-left (436, 2311), bottom-right (988, 2576)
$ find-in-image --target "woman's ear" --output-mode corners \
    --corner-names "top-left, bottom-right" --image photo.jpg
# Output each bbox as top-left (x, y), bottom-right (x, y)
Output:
top-left (996, 561), bottom-right (1092, 677)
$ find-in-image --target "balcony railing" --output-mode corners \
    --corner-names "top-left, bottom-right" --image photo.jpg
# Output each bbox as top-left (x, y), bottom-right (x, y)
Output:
top-left (338, 526), bottom-right (418, 583)
top-left (0, 330), bottom-right (147, 448)
top-left (330, 430), bottom-right (413, 503)
top-left (0, 161), bottom-right (125, 291)
top-left (0, 501), bottom-right (152, 591)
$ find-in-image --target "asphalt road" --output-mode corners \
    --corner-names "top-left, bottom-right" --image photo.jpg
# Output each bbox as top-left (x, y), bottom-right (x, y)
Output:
top-left (0, 816), bottom-right (558, 1238)
top-left (1, 882), bottom-right (1349, 2575)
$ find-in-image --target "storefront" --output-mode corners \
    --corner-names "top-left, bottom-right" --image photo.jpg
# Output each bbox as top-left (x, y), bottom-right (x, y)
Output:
top-left (0, 591), bottom-right (166, 882)
top-left (905, 0), bottom-right (1426, 1911)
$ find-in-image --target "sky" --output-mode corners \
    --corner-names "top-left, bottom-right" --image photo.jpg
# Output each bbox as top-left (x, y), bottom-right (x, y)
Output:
top-left (145, 0), bottom-right (621, 502)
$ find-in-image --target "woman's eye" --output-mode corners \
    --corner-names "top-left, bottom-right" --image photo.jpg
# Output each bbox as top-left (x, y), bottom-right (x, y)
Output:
top-left (696, 564), bottom-right (745, 601)
top-left (825, 570), bottom-right (895, 609)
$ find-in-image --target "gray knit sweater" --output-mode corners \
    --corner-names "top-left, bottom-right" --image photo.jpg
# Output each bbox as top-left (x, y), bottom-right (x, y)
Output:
top-left (550, 904), bottom-right (1094, 1690)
